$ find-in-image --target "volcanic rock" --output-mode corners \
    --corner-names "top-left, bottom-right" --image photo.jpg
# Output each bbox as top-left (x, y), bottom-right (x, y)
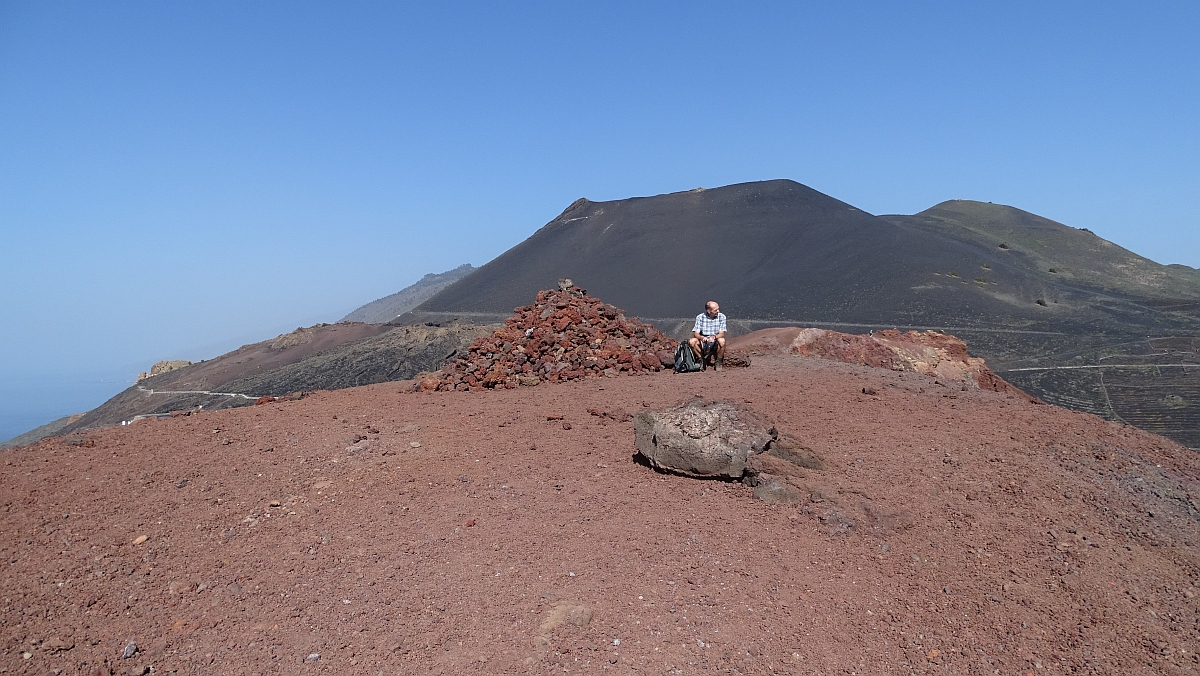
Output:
top-left (728, 327), bottom-right (1020, 394)
top-left (633, 399), bottom-right (775, 478)
top-left (750, 478), bottom-right (805, 504)
top-left (135, 359), bottom-right (193, 382)
top-left (426, 285), bottom-right (677, 391)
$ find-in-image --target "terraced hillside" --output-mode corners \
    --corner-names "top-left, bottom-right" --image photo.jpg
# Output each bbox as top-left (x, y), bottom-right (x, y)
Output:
top-left (999, 336), bottom-right (1200, 449)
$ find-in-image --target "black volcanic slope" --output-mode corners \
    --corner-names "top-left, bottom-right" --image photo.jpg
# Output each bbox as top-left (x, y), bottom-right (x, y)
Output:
top-left (417, 180), bottom-right (1195, 335)
top-left (54, 322), bottom-right (494, 436)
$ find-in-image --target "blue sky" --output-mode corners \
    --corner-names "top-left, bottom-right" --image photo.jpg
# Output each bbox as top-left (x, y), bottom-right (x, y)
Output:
top-left (2, 2), bottom-right (1197, 440)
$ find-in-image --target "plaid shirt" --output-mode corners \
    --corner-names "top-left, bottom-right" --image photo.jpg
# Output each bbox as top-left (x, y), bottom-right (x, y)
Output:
top-left (693, 312), bottom-right (727, 337)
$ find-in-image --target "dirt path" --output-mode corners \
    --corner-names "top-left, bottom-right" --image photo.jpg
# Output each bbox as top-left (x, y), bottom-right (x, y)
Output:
top-left (135, 386), bottom-right (260, 400)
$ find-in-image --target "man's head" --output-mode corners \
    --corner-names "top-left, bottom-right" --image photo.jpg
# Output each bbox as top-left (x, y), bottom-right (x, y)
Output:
top-left (705, 301), bottom-right (720, 318)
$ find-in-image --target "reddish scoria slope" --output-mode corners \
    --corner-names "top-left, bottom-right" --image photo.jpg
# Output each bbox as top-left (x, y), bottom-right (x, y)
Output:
top-left (2, 355), bottom-right (1198, 675)
top-left (729, 327), bottom-right (1021, 395)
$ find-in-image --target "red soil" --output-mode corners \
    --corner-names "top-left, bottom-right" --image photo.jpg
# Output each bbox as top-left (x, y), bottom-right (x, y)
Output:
top-left (3, 355), bottom-right (1199, 675)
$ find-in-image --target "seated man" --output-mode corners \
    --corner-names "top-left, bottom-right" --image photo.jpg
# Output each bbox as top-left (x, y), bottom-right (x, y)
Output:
top-left (688, 301), bottom-right (727, 371)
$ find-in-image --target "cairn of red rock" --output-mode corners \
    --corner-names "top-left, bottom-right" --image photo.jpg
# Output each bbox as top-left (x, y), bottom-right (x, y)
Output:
top-left (420, 281), bottom-right (677, 392)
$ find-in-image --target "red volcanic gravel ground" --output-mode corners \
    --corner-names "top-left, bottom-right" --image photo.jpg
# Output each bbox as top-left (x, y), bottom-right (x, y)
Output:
top-left (2, 355), bottom-right (1199, 675)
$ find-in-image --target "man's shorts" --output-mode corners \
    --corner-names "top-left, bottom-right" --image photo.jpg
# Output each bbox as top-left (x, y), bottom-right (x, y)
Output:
top-left (699, 339), bottom-right (720, 357)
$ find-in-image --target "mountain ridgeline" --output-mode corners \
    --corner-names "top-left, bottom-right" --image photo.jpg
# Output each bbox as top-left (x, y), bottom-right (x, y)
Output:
top-left (411, 180), bottom-right (1200, 333)
top-left (409, 180), bottom-right (1200, 448)
top-left (884, 200), bottom-right (1200, 302)
top-left (341, 263), bottom-right (475, 324)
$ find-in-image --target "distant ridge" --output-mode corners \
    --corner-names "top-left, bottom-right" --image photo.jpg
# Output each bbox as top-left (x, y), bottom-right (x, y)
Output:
top-left (0, 414), bottom-right (82, 449)
top-left (53, 322), bottom-right (493, 435)
top-left (882, 201), bottom-right (1200, 301)
top-left (341, 264), bottom-right (475, 323)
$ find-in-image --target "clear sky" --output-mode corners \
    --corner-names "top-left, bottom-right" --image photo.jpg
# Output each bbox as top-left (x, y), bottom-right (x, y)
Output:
top-left (2, 1), bottom-right (1198, 440)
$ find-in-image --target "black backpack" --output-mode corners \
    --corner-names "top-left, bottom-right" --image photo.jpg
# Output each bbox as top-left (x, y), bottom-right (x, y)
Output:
top-left (673, 342), bottom-right (704, 373)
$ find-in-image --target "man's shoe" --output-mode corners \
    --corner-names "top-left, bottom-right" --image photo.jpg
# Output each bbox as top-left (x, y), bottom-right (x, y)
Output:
top-left (714, 359), bottom-right (723, 371)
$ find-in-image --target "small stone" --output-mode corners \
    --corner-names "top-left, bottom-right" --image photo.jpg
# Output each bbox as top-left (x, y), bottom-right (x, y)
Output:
top-left (269, 500), bottom-right (281, 507)
top-left (752, 478), bottom-right (804, 503)
top-left (562, 422), bottom-right (572, 430)
top-left (305, 653), bottom-right (321, 663)
top-left (131, 535), bottom-right (148, 545)
top-left (45, 636), bottom-right (74, 652)
top-left (410, 442), bottom-right (421, 448)
top-left (128, 666), bottom-right (149, 676)
top-left (122, 641), bottom-right (138, 659)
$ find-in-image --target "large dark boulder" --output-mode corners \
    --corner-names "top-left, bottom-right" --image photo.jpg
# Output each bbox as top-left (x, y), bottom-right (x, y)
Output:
top-left (633, 399), bottom-right (775, 478)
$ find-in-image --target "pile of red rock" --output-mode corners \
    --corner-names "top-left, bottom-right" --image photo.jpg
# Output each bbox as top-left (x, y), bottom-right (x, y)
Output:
top-left (419, 284), bottom-right (677, 392)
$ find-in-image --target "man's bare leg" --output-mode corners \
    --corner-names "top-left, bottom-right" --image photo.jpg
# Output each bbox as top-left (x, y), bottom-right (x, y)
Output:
top-left (688, 336), bottom-right (702, 360)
